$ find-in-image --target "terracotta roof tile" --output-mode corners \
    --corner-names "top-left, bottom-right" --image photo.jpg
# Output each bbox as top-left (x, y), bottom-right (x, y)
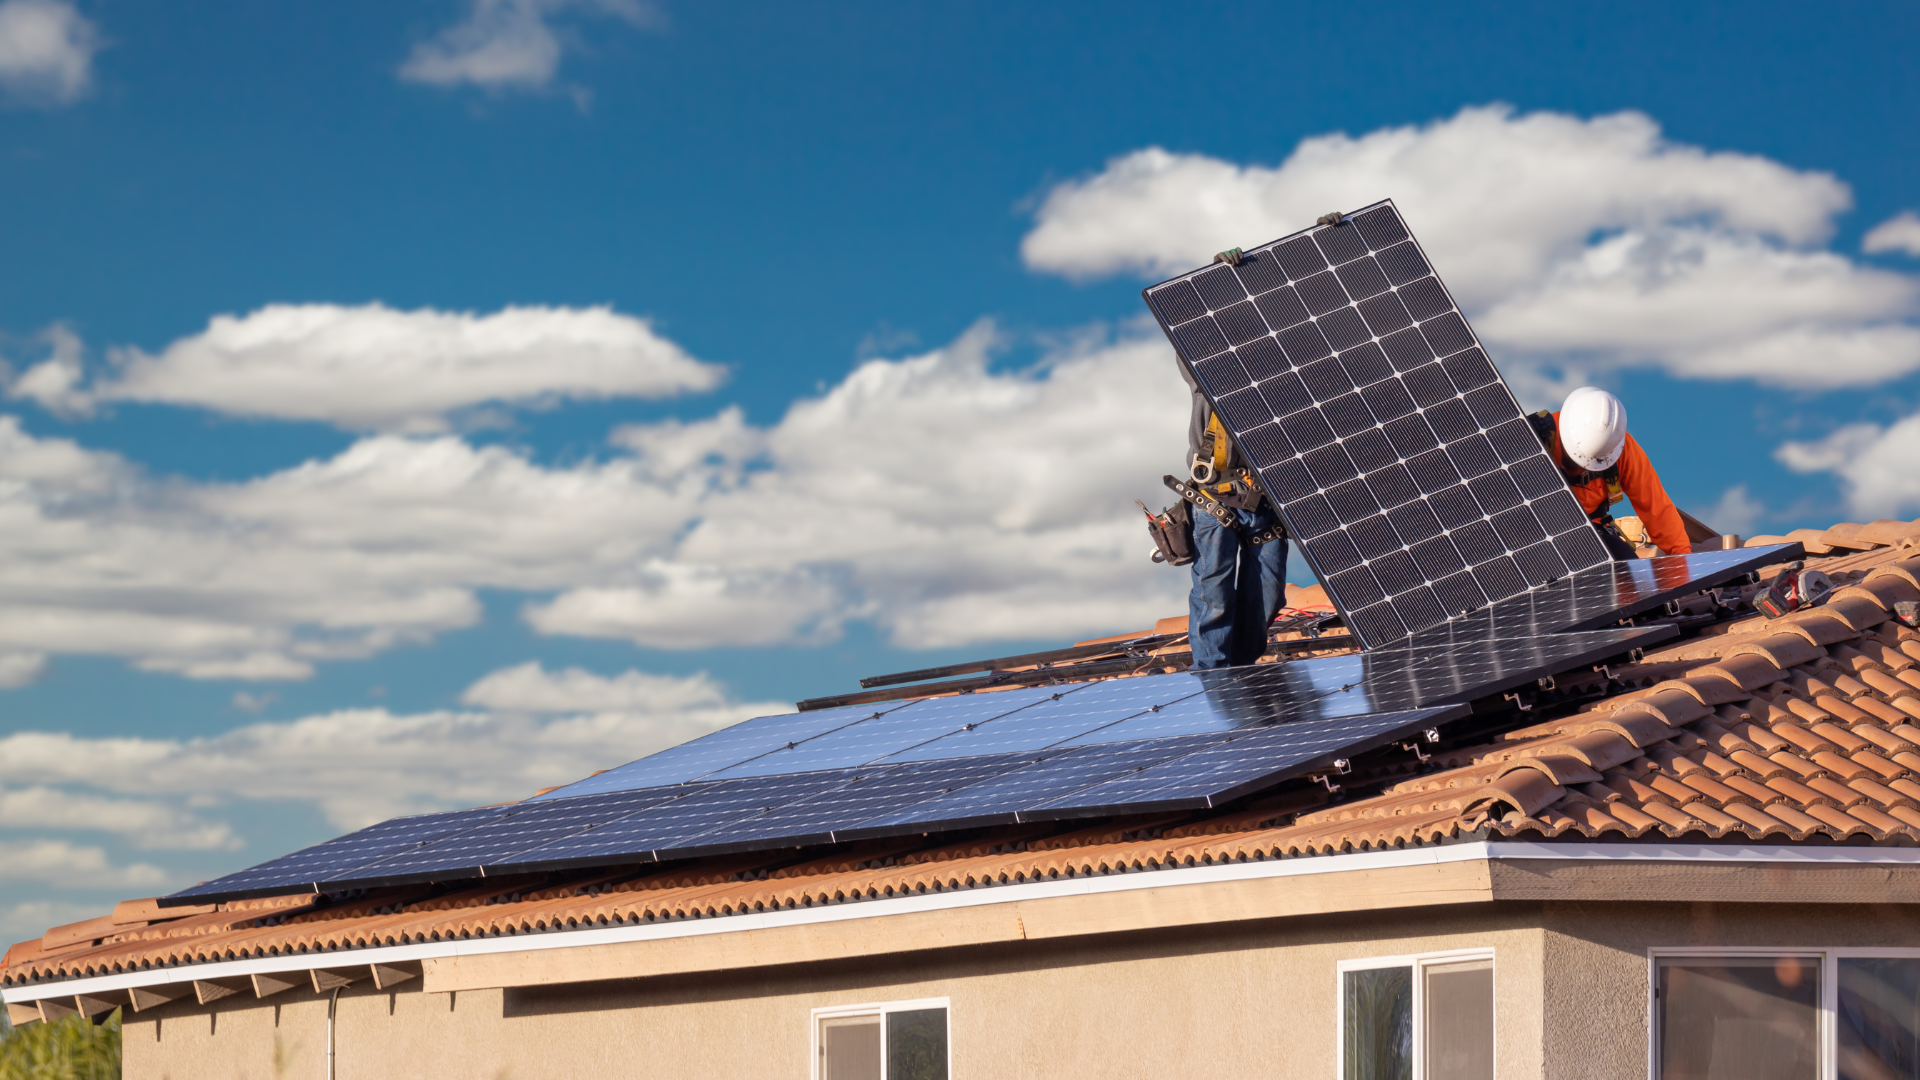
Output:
top-left (25, 522), bottom-right (1920, 991)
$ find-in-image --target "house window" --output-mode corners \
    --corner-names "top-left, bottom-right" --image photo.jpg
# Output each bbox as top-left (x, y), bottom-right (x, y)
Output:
top-left (1656, 956), bottom-right (1820, 1079)
top-left (1652, 951), bottom-right (1920, 1080)
top-left (1340, 951), bottom-right (1494, 1080)
top-left (814, 1000), bottom-right (949, 1080)
top-left (1838, 957), bottom-right (1920, 1079)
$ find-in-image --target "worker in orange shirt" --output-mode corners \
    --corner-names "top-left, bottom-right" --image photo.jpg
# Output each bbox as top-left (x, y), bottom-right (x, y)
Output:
top-left (1531, 387), bottom-right (1691, 560)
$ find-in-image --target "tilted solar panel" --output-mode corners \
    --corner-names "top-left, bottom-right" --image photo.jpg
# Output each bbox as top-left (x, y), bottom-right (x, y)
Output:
top-left (165, 805), bottom-right (509, 901)
top-left (1031, 706), bottom-right (1453, 817)
top-left (1142, 199), bottom-right (1610, 648)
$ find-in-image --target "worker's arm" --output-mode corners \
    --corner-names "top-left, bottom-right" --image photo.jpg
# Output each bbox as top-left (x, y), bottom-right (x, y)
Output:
top-left (1616, 434), bottom-right (1691, 554)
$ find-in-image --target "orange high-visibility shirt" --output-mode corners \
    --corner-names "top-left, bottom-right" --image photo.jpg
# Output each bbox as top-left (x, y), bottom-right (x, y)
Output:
top-left (1549, 411), bottom-right (1691, 555)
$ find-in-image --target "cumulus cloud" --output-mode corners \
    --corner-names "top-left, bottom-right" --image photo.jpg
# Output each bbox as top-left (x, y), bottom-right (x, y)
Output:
top-left (1021, 105), bottom-right (1920, 400)
top-left (0, 0), bottom-right (96, 105)
top-left (0, 900), bottom-right (100, 943)
top-left (1704, 484), bottom-right (1766, 539)
top-left (0, 663), bottom-right (779, 926)
top-left (1866, 211), bottom-right (1920, 258)
top-left (1777, 420), bottom-right (1920, 519)
top-left (0, 786), bottom-right (237, 850)
top-left (0, 666), bottom-right (779, 831)
top-left (531, 321), bottom-right (1192, 649)
top-left (461, 660), bottom-right (739, 714)
top-left (33, 303), bottom-right (724, 432)
top-left (0, 320), bottom-right (1191, 679)
top-left (399, 0), bottom-right (655, 93)
top-left (0, 651), bottom-right (46, 688)
top-left (0, 840), bottom-right (168, 890)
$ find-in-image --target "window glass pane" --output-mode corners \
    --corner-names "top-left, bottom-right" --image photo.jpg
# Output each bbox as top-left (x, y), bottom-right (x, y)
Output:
top-left (1840, 957), bottom-right (1920, 1080)
top-left (886, 1008), bottom-right (949, 1080)
top-left (1425, 958), bottom-right (1494, 1080)
top-left (1344, 966), bottom-right (1412, 1080)
top-left (820, 1015), bottom-right (882, 1080)
top-left (1657, 957), bottom-right (1819, 1080)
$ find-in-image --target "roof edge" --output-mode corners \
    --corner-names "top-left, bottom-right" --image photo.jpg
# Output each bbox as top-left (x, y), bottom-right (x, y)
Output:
top-left (14, 839), bottom-right (1920, 1008)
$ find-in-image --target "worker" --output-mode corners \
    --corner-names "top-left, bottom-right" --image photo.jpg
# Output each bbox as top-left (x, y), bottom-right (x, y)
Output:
top-left (1533, 387), bottom-right (1691, 560)
top-left (1178, 364), bottom-right (1290, 669)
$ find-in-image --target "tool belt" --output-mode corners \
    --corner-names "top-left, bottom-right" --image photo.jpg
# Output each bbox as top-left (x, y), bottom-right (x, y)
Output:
top-left (1190, 412), bottom-right (1267, 512)
top-left (1138, 498), bottom-right (1197, 566)
top-left (1140, 410), bottom-right (1281, 565)
top-left (1161, 474), bottom-right (1284, 546)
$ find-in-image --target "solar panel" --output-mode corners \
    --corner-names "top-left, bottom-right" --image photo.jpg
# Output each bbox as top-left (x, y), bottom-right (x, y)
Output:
top-left (702, 685), bottom-right (1070, 779)
top-left (533, 698), bottom-right (921, 799)
top-left (871, 674), bottom-right (1223, 763)
top-left (1030, 705), bottom-right (1462, 818)
top-left (163, 806), bottom-right (510, 901)
top-left (1143, 199), bottom-right (1610, 649)
top-left (1442, 544), bottom-right (1796, 640)
top-left (334, 786), bottom-right (696, 887)
top-left (663, 755), bottom-right (1035, 853)
top-left (842, 734), bottom-right (1232, 834)
top-left (493, 771), bottom-right (860, 871)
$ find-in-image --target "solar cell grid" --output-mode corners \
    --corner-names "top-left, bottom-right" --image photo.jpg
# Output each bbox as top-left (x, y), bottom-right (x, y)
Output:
top-left (675, 756), bottom-right (1032, 852)
top-left (1034, 706), bottom-right (1463, 817)
top-left (873, 675), bottom-right (1208, 763)
top-left (497, 771), bottom-right (859, 870)
top-left (534, 698), bottom-right (918, 799)
top-left (846, 734), bottom-right (1231, 834)
top-left (167, 806), bottom-right (509, 900)
top-left (705, 685), bottom-right (1067, 779)
top-left (1144, 199), bottom-right (1612, 647)
top-left (342, 786), bottom-right (693, 884)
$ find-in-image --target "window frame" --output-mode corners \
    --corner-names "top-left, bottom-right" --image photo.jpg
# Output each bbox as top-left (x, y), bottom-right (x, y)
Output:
top-left (1646, 946), bottom-right (1920, 1080)
top-left (811, 996), bottom-right (952, 1080)
top-left (1336, 947), bottom-right (1497, 1080)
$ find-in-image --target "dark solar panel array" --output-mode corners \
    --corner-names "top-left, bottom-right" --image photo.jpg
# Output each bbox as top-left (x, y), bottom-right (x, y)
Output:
top-left (1142, 199), bottom-right (1610, 649)
top-left (170, 699), bottom-right (1463, 898)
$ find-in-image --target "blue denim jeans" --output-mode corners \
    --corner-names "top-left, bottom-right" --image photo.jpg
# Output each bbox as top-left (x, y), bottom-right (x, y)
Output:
top-left (1187, 504), bottom-right (1289, 669)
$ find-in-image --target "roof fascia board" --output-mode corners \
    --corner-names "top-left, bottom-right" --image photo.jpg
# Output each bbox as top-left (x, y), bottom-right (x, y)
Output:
top-left (11, 840), bottom-right (1920, 1005)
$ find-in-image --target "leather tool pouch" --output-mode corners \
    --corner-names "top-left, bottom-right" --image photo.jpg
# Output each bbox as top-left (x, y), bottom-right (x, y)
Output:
top-left (1145, 499), bottom-right (1198, 566)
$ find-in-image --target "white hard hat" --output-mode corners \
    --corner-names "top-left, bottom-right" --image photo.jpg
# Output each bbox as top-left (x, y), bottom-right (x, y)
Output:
top-left (1559, 387), bottom-right (1628, 471)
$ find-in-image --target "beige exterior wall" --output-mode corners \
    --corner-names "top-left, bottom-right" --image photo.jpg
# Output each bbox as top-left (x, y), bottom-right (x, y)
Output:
top-left (124, 905), bottom-right (1543, 1080)
top-left (116, 897), bottom-right (1920, 1080)
top-left (1537, 900), bottom-right (1920, 1080)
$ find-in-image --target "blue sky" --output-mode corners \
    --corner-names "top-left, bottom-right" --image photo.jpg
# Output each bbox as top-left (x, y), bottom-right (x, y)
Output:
top-left (2, 0), bottom-right (1918, 937)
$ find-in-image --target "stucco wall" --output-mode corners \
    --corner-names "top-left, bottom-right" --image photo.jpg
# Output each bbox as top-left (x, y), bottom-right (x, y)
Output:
top-left (122, 904), bottom-right (1544, 1080)
top-left (1538, 900), bottom-right (1920, 1080)
top-left (122, 898), bottom-right (1920, 1080)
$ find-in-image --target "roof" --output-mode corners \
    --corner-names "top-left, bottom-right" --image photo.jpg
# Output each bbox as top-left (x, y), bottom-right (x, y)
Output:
top-left (10, 517), bottom-right (1920, 1002)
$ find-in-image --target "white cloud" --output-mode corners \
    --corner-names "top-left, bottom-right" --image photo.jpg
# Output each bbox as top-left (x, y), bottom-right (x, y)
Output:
top-left (0, 0), bottom-right (95, 105)
top-left (6, 323), bottom-right (89, 416)
top-left (0, 651), bottom-right (45, 688)
top-left (46, 303), bottom-right (723, 432)
top-left (461, 660), bottom-right (739, 714)
top-left (0, 840), bottom-right (168, 890)
top-left (1866, 211), bottom-right (1920, 258)
top-left (0, 666), bottom-right (781, 927)
top-left (531, 320), bottom-right (1193, 649)
top-left (0, 669), bottom-right (780, 831)
top-left (1703, 484), bottom-right (1765, 539)
top-left (0, 319), bottom-right (1192, 678)
top-left (399, 0), bottom-right (654, 93)
top-left (0, 899), bottom-right (99, 943)
top-left (0, 786), bottom-right (238, 850)
top-left (1020, 105), bottom-right (1920, 400)
top-left (1777, 420), bottom-right (1920, 519)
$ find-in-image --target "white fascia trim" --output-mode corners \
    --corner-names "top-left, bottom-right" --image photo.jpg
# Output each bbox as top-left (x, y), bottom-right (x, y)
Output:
top-left (9, 839), bottom-right (1918, 1005)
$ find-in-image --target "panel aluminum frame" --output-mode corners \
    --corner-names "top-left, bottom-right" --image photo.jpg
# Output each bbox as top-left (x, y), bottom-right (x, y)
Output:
top-left (1143, 199), bottom-right (1610, 648)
